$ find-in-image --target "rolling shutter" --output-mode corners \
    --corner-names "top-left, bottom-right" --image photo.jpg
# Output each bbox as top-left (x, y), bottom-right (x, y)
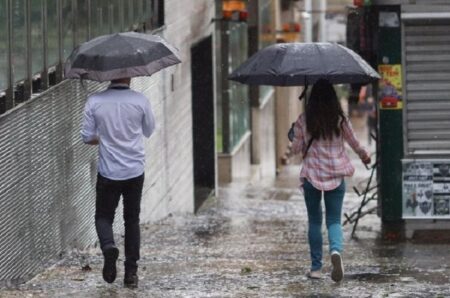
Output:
top-left (402, 6), bottom-right (450, 156)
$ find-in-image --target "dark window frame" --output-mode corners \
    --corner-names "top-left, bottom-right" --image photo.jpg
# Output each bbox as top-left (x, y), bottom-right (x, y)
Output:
top-left (0, 0), bottom-right (165, 114)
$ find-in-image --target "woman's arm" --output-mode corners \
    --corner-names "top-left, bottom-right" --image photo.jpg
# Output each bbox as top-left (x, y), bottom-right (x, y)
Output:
top-left (342, 118), bottom-right (371, 164)
top-left (291, 114), bottom-right (305, 155)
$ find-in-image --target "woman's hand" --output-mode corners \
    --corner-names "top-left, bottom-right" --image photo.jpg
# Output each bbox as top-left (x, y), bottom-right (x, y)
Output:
top-left (287, 122), bottom-right (295, 142)
top-left (362, 155), bottom-right (371, 165)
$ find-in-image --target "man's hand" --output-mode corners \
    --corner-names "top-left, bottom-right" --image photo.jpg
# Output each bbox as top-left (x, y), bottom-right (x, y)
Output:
top-left (85, 138), bottom-right (99, 145)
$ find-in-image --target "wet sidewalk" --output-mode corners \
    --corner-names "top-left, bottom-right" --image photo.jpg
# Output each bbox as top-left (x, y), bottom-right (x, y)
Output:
top-left (2, 118), bottom-right (450, 297)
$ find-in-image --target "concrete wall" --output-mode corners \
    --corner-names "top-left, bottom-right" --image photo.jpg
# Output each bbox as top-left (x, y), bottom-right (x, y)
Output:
top-left (251, 93), bottom-right (277, 178)
top-left (144, 0), bottom-right (215, 218)
top-left (218, 132), bottom-right (252, 183)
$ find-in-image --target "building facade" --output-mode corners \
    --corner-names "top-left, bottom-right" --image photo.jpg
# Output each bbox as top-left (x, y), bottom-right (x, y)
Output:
top-left (0, 0), bottom-right (216, 285)
top-left (347, 0), bottom-right (450, 232)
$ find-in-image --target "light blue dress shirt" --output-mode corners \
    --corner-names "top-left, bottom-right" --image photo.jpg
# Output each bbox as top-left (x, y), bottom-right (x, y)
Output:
top-left (81, 83), bottom-right (155, 180)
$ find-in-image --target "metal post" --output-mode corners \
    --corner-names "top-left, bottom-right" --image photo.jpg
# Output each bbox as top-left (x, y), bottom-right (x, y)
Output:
top-left (72, 0), bottom-right (78, 47)
top-left (108, 4), bottom-right (113, 34)
top-left (151, 0), bottom-right (157, 29)
top-left (137, 0), bottom-right (142, 24)
top-left (98, 7), bottom-right (103, 35)
top-left (5, 0), bottom-right (14, 109)
top-left (129, 0), bottom-right (133, 30)
top-left (24, 0), bottom-right (32, 100)
top-left (56, 0), bottom-right (63, 82)
top-left (119, 0), bottom-right (124, 31)
top-left (42, 0), bottom-right (49, 89)
top-left (221, 21), bottom-right (230, 153)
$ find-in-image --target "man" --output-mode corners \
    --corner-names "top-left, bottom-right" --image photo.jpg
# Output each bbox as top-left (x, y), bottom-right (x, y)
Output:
top-left (81, 77), bottom-right (155, 288)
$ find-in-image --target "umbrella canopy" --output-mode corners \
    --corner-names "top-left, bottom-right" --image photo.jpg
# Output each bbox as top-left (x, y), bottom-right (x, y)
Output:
top-left (64, 32), bottom-right (181, 82)
top-left (228, 42), bottom-right (380, 86)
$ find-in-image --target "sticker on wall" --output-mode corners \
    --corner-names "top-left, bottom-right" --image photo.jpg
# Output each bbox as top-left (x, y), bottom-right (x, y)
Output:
top-left (402, 161), bottom-right (433, 217)
top-left (403, 160), bottom-right (450, 218)
top-left (379, 12), bottom-right (399, 28)
top-left (434, 196), bottom-right (450, 216)
top-left (378, 64), bottom-right (402, 110)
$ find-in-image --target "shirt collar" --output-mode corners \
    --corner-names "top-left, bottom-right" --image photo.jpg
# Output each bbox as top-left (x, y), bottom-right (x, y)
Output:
top-left (108, 83), bottom-right (130, 90)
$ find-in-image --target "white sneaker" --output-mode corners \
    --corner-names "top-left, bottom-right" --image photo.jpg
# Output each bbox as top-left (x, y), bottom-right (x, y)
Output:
top-left (307, 270), bottom-right (322, 279)
top-left (331, 251), bottom-right (344, 282)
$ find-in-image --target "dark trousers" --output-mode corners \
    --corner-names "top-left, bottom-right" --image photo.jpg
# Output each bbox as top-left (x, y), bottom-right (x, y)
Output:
top-left (95, 173), bottom-right (144, 273)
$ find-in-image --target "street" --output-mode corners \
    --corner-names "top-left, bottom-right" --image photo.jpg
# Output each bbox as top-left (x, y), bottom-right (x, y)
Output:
top-left (1, 117), bottom-right (449, 298)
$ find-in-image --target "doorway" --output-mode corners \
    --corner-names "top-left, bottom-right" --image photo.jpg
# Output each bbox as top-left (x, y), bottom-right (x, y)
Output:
top-left (191, 35), bottom-right (215, 212)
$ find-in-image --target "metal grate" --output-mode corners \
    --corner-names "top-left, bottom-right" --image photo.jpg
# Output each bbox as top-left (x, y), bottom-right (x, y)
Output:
top-left (0, 79), bottom-right (128, 285)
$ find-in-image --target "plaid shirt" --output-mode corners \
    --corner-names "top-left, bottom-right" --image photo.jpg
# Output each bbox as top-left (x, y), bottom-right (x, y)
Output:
top-left (291, 114), bottom-right (369, 191)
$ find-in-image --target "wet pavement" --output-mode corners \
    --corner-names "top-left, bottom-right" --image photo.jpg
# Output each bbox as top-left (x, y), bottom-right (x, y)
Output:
top-left (2, 117), bottom-right (450, 298)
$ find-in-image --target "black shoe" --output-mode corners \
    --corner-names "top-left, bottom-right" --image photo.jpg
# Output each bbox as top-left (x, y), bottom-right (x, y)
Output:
top-left (102, 246), bottom-right (119, 283)
top-left (124, 272), bottom-right (138, 288)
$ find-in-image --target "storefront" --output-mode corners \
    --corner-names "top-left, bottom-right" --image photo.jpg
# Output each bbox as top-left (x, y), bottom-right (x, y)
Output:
top-left (217, 0), bottom-right (251, 182)
top-left (217, 0), bottom-right (278, 182)
top-left (348, 0), bottom-right (450, 222)
top-left (400, 4), bottom-right (450, 219)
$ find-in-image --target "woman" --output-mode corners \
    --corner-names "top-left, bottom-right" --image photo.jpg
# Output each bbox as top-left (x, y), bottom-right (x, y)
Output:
top-left (290, 79), bottom-right (371, 282)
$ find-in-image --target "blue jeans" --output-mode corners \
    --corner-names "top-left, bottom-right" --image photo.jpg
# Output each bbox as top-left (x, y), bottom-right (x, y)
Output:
top-left (303, 179), bottom-right (345, 271)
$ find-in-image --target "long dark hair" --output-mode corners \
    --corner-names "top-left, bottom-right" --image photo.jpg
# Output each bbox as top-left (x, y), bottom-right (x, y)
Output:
top-left (305, 79), bottom-right (346, 140)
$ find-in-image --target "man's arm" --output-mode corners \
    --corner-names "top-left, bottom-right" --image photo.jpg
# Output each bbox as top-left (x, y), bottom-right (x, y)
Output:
top-left (81, 99), bottom-right (99, 145)
top-left (142, 99), bottom-right (155, 138)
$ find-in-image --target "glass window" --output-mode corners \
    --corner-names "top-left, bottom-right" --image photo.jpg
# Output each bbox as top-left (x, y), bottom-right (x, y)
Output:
top-left (12, 0), bottom-right (27, 83)
top-left (152, 0), bottom-right (164, 28)
top-left (142, 0), bottom-right (151, 27)
top-left (62, 0), bottom-right (74, 59)
top-left (122, 1), bottom-right (128, 30)
top-left (127, 1), bottom-right (134, 30)
top-left (100, 0), bottom-right (111, 34)
top-left (89, 0), bottom-right (99, 37)
top-left (47, 0), bottom-right (58, 67)
top-left (76, 0), bottom-right (89, 45)
top-left (90, 0), bottom-right (108, 37)
top-left (135, 0), bottom-right (144, 24)
top-left (0, 0), bottom-right (8, 90)
top-left (258, 0), bottom-right (274, 101)
top-left (31, 0), bottom-right (44, 76)
top-left (110, 0), bottom-right (121, 33)
top-left (228, 22), bottom-right (249, 151)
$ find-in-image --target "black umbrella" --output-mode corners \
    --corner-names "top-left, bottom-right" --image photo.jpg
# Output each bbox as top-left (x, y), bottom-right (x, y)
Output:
top-left (228, 42), bottom-right (380, 86)
top-left (64, 32), bottom-right (181, 82)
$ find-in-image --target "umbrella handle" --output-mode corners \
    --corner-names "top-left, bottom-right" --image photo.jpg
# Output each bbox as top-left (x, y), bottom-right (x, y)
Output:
top-left (298, 83), bottom-right (308, 101)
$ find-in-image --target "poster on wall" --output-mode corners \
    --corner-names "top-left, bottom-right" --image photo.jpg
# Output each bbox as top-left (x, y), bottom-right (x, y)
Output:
top-left (378, 64), bottom-right (402, 109)
top-left (402, 160), bottom-right (450, 218)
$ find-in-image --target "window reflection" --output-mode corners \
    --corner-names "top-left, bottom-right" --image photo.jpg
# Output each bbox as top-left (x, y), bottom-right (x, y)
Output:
top-left (228, 22), bottom-right (249, 151)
